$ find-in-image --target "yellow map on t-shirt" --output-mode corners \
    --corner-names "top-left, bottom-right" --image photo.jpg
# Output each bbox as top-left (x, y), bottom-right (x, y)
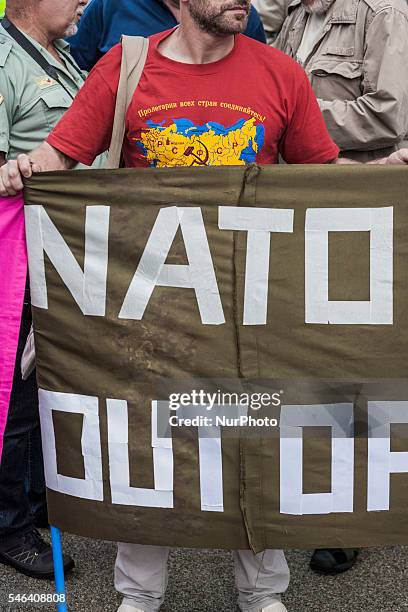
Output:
top-left (134, 117), bottom-right (265, 168)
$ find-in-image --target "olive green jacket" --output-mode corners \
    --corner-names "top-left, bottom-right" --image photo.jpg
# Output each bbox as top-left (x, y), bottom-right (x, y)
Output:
top-left (0, 24), bottom-right (105, 167)
top-left (275, 0), bottom-right (408, 161)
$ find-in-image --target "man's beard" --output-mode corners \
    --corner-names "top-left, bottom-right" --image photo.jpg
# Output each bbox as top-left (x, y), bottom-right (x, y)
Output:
top-left (303, 0), bottom-right (335, 13)
top-left (64, 22), bottom-right (78, 37)
top-left (188, 0), bottom-right (251, 36)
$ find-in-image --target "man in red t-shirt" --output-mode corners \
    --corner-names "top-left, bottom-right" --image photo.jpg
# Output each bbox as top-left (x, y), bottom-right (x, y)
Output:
top-left (1, 0), bottom-right (408, 194)
top-left (0, 2), bottom-right (341, 199)
top-left (42, 8), bottom-right (339, 170)
top-left (0, 2), bottom-right (372, 612)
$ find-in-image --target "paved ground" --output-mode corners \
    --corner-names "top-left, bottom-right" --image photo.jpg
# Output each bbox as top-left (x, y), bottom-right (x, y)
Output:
top-left (0, 533), bottom-right (407, 612)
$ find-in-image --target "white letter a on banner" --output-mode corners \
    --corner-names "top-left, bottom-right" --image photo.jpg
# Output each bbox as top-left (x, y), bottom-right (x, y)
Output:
top-left (119, 207), bottom-right (224, 325)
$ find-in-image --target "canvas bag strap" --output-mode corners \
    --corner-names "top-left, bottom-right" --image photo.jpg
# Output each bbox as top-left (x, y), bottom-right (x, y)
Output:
top-left (107, 35), bottom-right (149, 169)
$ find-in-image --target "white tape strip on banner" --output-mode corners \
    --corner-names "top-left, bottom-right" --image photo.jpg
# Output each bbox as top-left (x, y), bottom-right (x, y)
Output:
top-left (198, 430), bottom-right (224, 512)
top-left (218, 207), bottom-right (294, 325)
top-left (38, 389), bottom-right (103, 501)
top-left (305, 207), bottom-right (393, 325)
top-left (367, 401), bottom-right (408, 511)
top-left (280, 403), bottom-right (354, 515)
top-left (151, 401), bottom-right (173, 449)
top-left (107, 399), bottom-right (173, 508)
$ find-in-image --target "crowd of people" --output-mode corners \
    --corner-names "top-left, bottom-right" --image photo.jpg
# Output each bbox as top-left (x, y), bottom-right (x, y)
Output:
top-left (0, 1), bottom-right (408, 611)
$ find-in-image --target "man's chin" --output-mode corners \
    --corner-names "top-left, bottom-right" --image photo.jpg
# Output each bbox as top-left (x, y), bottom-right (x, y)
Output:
top-left (213, 15), bottom-right (249, 35)
top-left (64, 23), bottom-right (78, 37)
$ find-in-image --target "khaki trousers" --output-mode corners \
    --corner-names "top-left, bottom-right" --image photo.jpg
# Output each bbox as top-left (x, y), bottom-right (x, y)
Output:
top-left (115, 543), bottom-right (289, 612)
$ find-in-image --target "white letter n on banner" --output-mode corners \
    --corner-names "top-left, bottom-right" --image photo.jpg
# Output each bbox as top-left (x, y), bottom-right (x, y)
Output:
top-left (305, 207), bottom-right (393, 324)
top-left (25, 205), bottom-right (110, 315)
top-left (119, 207), bottom-right (224, 325)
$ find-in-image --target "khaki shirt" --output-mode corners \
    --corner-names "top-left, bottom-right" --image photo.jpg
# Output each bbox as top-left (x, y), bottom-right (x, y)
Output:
top-left (252, 0), bottom-right (291, 42)
top-left (0, 24), bottom-right (105, 167)
top-left (275, 0), bottom-right (408, 161)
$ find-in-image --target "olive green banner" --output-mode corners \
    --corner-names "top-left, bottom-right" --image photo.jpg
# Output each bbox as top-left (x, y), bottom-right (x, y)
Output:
top-left (24, 164), bottom-right (408, 550)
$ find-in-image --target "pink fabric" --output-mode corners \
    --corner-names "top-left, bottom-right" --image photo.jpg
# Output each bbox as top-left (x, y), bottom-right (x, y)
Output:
top-left (0, 195), bottom-right (27, 462)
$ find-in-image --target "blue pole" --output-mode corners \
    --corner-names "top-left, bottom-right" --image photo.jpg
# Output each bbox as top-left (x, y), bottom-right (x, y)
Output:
top-left (50, 526), bottom-right (68, 612)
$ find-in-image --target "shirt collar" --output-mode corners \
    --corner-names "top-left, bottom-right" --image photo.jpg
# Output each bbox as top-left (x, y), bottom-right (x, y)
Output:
top-left (54, 38), bottom-right (71, 52)
top-left (10, 30), bottom-right (71, 55)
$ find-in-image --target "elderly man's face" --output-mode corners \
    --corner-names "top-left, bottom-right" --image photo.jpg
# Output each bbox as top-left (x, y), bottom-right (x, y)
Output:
top-left (37, 0), bottom-right (88, 37)
top-left (186, 0), bottom-right (251, 35)
top-left (301, 0), bottom-right (335, 13)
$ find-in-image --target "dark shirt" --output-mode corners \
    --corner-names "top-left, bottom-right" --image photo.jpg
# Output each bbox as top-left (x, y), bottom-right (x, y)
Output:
top-left (68, 0), bottom-right (267, 71)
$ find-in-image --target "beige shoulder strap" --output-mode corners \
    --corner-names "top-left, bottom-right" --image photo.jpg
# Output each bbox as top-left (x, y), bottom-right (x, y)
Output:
top-left (107, 35), bottom-right (149, 169)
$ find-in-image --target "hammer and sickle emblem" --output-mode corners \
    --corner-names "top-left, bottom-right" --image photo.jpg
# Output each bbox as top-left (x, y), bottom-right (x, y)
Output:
top-left (183, 139), bottom-right (210, 166)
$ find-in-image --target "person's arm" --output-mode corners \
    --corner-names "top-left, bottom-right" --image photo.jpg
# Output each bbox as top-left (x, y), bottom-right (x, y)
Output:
top-left (244, 6), bottom-right (267, 44)
top-left (0, 45), bottom-right (120, 196)
top-left (367, 149), bottom-right (408, 165)
top-left (280, 65), bottom-right (339, 164)
top-left (67, 0), bottom-right (105, 71)
top-left (318, 9), bottom-right (408, 151)
top-left (327, 150), bottom-right (408, 165)
top-left (386, 149), bottom-right (408, 165)
top-left (0, 66), bottom-right (76, 195)
top-left (0, 143), bottom-right (76, 196)
top-left (44, 45), bottom-right (120, 167)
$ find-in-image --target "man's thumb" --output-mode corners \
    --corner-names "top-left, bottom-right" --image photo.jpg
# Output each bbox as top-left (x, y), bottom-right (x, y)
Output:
top-left (30, 162), bottom-right (42, 173)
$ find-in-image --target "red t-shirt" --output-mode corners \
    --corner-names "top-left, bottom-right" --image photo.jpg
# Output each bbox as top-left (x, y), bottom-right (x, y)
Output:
top-left (48, 30), bottom-right (339, 167)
